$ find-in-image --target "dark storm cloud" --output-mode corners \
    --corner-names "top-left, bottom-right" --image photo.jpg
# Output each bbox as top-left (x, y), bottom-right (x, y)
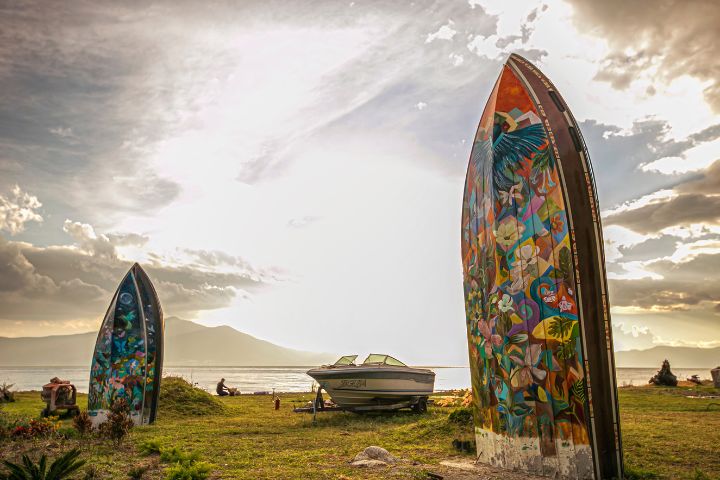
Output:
top-left (568, 0), bottom-right (720, 112)
top-left (614, 236), bottom-right (680, 263)
top-left (609, 251), bottom-right (720, 311)
top-left (677, 159), bottom-right (720, 195)
top-left (604, 159), bottom-right (720, 234)
top-left (581, 119), bottom-right (717, 208)
top-left (0, 223), bottom-right (267, 323)
top-left (605, 194), bottom-right (720, 235)
top-left (0, 1), bottom-right (190, 227)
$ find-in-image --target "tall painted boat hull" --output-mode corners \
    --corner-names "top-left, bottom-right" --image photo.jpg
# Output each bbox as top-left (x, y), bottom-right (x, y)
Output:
top-left (88, 263), bottom-right (164, 426)
top-left (461, 54), bottom-right (622, 479)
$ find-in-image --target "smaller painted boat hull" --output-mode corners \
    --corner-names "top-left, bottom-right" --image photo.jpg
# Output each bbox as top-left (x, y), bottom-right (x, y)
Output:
top-left (307, 366), bottom-right (435, 407)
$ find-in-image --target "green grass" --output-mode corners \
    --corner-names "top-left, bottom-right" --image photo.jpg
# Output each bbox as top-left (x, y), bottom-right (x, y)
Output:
top-left (1, 383), bottom-right (719, 479)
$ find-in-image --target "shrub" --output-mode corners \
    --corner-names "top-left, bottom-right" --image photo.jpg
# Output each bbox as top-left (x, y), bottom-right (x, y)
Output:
top-left (11, 417), bottom-right (60, 439)
top-left (447, 407), bottom-right (474, 427)
top-left (98, 398), bottom-right (134, 445)
top-left (158, 446), bottom-right (211, 480)
top-left (1, 448), bottom-right (85, 480)
top-left (57, 426), bottom-right (80, 440)
top-left (692, 469), bottom-right (711, 480)
top-left (0, 383), bottom-right (15, 403)
top-left (160, 447), bottom-right (200, 466)
top-left (72, 411), bottom-right (93, 436)
top-left (127, 465), bottom-right (149, 480)
top-left (83, 465), bottom-right (101, 480)
top-left (138, 439), bottom-right (164, 456)
top-left (164, 461), bottom-right (212, 480)
top-left (624, 465), bottom-right (660, 479)
top-left (29, 417), bottom-right (60, 437)
top-left (0, 409), bottom-right (20, 440)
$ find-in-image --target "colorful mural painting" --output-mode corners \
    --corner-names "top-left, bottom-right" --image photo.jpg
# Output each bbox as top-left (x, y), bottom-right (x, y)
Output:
top-left (88, 263), bottom-right (164, 426)
top-left (461, 54), bottom-right (622, 479)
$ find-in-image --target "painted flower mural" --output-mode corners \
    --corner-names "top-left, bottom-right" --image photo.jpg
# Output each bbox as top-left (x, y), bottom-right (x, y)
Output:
top-left (88, 264), bottom-right (164, 427)
top-left (460, 56), bottom-right (623, 479)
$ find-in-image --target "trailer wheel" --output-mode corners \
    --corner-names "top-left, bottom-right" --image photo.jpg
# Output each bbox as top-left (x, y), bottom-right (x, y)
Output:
top-left (41, 407), bottom-right (49, 418)
top-left (413, 397), bottom-right (428, 414)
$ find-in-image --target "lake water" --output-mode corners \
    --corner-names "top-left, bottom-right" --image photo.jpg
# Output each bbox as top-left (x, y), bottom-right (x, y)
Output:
top-left (0, 366), bottom-right (713, 394)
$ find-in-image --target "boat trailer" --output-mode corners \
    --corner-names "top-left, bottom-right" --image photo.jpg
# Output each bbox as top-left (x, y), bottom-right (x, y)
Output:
top-left (293, 387), bottom-right (429, 417)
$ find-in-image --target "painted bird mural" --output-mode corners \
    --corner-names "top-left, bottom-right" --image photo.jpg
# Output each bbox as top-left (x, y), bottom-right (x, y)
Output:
top-left (471, 111), bottom-right (546, 196)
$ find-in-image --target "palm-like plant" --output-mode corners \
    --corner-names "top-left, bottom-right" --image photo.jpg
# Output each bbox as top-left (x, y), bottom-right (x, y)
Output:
top-left (2, 449), bottom-right (85, 480)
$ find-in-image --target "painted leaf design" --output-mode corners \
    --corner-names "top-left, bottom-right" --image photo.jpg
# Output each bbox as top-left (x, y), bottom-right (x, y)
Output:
top-left (537, 386), bottom-right (548, 403)
top-left (559, 246), bottom-right (572, 281)
top-left (570, 379), bottom-right (586, 404)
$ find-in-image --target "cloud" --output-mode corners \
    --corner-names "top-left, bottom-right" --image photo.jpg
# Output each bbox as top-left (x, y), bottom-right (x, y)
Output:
top-left (49, 126), bottom-right (74, 138)
top-left (0, 219), bottom-right (269, 326)
top-left (568, 0), bottom-right (720, 112)
top-left (448, 53), bottom-right (464, 66)
top-left (611, 321), bottom-right (656, 351)
top-left (286, 216), bottom-right (321, 229)
top-left (425, 20), bottom-right (456, 43)
top-left (676, 159), bottom-right (720, 194)
top-left (609, 249), bottom-right (720, 311)
top-left (604, 160), bottom-right (720, 234)
top-left (0, 185), bottom-right (43, 235)
top-left (604, 193), bottom-right (720, 235)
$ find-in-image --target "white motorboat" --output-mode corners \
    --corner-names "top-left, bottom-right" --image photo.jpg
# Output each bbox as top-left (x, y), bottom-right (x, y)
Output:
top-left (306, 354), bottom-right (435, 411)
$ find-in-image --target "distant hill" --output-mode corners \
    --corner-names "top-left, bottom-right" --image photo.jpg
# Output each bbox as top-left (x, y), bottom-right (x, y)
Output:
top-left (615, 346), bottom-right (720, 368)
top-left (0, 317), bottom-right (335, 367)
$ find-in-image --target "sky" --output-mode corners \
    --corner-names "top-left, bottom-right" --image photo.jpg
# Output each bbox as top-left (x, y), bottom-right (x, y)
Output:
top-left (0, 0), bottom-right (718, 365)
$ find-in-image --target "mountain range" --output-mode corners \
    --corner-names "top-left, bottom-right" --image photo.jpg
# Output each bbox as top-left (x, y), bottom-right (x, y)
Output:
top-left (1, 318), bottom-right (718, 368)
top-left (614, 346), bottom-right (720, 369)
top-left (0, 317), bottom-right (336, 367)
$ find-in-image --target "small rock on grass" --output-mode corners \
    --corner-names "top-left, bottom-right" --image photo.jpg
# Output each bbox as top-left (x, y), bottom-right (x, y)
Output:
top-left (352, 459), bottom-right (392, 468)
top-left (351, 446), bottom-right (398, 467)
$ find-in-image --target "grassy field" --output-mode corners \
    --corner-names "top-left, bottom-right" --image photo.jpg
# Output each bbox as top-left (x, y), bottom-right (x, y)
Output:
top-left (1, 380), bottom-right (719, 479)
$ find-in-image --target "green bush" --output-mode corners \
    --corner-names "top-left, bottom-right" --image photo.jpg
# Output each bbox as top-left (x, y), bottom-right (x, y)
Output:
top-left (72, 411), bottom-right (93, 436)
top-left (1, 448), bottom-right (85, 480)
top-left (691, 469), bottom-right (711, 480)
top-left (160, 447), bottom-right (200, 466)
top-left (138, 438), bottom-right (164, 456)
top-left (447, 407), bottom-right (474, 427)
top-left (127, 465), bottom-right (149, 480)
top-left (82, 465), bottom-right (101, 480)
top-left (164, 462), bottom-right (212, 480)
top-left (0, 383), bottom-right (15, 403)
top-left (624, 465), bottom-right (660, 479)
top-left (57, 427), bottom-right (80, 440)
top-left (98, 398), bottom-right (133, 445)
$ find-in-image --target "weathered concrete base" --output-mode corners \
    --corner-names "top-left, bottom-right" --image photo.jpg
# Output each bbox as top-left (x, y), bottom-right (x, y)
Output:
top-left (439, 459), bottom-right (549, 480)
top-left (475, 427), bottom-right (594, 479)
top-left (88, 409), bottom-right (144, 428)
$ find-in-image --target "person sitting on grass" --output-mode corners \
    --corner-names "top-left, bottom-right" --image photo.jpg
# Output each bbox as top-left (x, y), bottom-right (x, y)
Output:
top-left (216, 378), bottom-right (238, 396)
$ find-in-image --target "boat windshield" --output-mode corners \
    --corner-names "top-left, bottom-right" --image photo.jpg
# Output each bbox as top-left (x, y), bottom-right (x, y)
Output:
top-left (362, 354), bottom-right (407, 367)
top-left (333, 355), bottom-right (358, 366)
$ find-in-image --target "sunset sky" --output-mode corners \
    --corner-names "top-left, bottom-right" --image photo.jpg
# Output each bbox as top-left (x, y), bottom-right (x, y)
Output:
top-left (1, 0), bottom-right (718, 365)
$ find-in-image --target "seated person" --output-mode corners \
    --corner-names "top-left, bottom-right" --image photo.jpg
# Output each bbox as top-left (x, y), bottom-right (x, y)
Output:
top-left (216, 378), bottom-right (229, 396)
top-left (216, 378), bottom-right (238, 396)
